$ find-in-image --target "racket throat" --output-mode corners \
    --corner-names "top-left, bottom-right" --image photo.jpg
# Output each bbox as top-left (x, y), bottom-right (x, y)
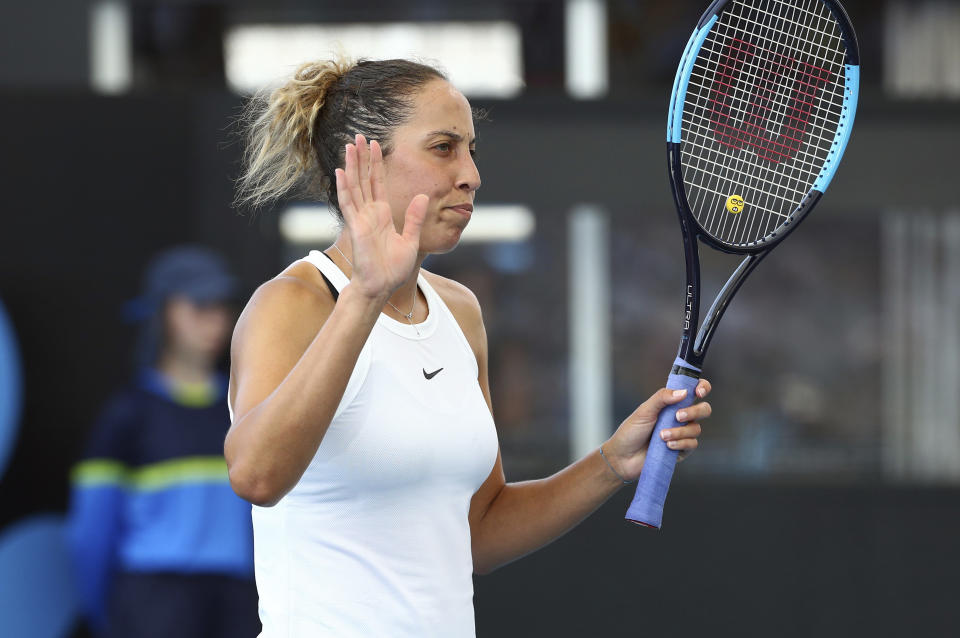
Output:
top-left (677, 225), bottom-right (704, 367)
top-left (692, 252), bottom-right (768, 360)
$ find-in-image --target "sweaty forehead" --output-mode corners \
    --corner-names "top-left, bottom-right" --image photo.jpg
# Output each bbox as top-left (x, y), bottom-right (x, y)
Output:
top-left (404, 80), bottom-right (475, 139)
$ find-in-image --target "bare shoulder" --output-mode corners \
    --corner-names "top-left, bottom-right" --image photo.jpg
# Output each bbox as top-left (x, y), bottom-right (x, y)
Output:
top-left (229, 260), bottom-right (337, 415)
top-left (237, 261), bottom-right (333, 323)
top-left (232, 261), bottom-right (335, 363)
top-left (422, 270), bottom-right (482, 320)
top-left (422, 270), bottom-right (485, 353)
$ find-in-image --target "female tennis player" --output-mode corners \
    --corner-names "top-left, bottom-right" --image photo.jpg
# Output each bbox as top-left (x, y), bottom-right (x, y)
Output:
top-left (225, 58), bottom-right (712, 637)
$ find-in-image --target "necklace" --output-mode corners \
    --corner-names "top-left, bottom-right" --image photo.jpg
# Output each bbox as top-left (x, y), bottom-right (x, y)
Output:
top-left (331, 244), bottom-right (420, 335)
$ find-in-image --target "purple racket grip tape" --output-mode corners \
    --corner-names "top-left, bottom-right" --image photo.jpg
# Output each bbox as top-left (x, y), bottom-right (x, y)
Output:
top-left (625, 357), bottom-right (701, 529)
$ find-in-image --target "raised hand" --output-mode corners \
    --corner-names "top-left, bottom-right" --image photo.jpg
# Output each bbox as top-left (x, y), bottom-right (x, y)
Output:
top-left (334, 134), bottom-right (428, 300)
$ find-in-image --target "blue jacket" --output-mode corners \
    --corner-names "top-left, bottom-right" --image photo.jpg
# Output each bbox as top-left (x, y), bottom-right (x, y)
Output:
top-left (66, 370), bottom-right (254, 631)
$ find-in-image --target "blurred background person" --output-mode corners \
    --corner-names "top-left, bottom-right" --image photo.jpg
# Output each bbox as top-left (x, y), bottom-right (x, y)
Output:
top-left (66, 246), bottom-right (259, 638)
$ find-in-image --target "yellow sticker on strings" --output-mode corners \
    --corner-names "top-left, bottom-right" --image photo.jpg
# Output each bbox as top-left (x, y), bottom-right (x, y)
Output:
top-left (726, 195), bottom-right (745, 214)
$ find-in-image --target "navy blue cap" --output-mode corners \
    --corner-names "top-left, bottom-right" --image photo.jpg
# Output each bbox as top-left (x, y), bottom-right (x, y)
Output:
top-left (124, 245), bottom-right (238, 321)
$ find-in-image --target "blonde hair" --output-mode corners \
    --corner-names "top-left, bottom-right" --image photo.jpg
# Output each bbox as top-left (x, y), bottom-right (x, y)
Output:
top-left (234, 57), bottom-right (446, 216)
top-left (235, 59), bottom-right (351, 210)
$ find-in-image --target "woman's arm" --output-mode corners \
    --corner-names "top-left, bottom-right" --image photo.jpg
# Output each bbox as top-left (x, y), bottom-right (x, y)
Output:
top-left (226, 136), bottom-right (428, 506)
top-left (469, 387), bottom-right (707, 574)
top-left (445, 282), bottom-right (710, 574)
top-left (225, 272), bottom-right (387, 506)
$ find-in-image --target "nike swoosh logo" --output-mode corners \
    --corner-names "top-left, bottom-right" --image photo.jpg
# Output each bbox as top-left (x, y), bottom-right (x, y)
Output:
top-left (423, 367), bottom-right (444, 380)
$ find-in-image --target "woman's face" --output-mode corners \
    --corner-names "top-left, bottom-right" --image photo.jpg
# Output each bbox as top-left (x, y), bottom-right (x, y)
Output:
top-left (381, 79), bottom-right (481, 255)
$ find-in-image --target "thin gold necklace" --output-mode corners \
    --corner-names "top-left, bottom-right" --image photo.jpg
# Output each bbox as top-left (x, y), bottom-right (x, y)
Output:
top-left (331, 244), bottom-right (420, 336)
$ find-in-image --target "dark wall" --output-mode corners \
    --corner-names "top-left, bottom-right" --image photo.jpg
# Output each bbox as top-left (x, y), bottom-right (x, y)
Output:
top-left (1, 92), bottom-right (957, 636)
top-left (0, 93), bottom-right (280, 530)
top-left (0, 1), bottom-right (87, 89)
top-left (475, 484), bottom-right (960, 638)
top-left (468, 95), bottom-right (960, 212)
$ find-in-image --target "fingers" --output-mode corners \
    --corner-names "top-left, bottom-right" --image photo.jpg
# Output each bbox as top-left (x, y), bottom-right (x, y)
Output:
top-left (335, 169), bottom-right (356, 226)
top-left (402, 194), bottom-right (429, 245)
top-left (632, 386), bottom-right (696, 425)
top-left (647, 386), bottom-right (692, 412)
top-left (641, 380), bottom-right (712, 420)
top-left (343, 142), bottom-right (366, 212)
top-left (696, 378), bottom-right (712, 398)
top-left (370, 140), bottom-right (387, 202)
top-left (355, 134), bottom-right (373, 202)
top-left (660, 423), bottom-right (701, 449)
top-left (342, 136), bottom-right (388, 212)
top-left (675, 400), bottom-right (711, 423)
top-left (656, 379), bottom-right (711, 405)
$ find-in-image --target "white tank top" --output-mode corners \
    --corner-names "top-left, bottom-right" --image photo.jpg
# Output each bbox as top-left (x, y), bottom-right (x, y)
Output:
top-left (249, 251), bottom-right (499, 638)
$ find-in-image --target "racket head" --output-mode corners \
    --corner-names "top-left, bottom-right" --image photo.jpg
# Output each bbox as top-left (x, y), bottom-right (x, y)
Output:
top-left (668, 0), bottom-right (860, 254)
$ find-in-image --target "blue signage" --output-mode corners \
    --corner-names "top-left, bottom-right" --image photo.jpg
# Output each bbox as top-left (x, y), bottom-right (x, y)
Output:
top-left (0, 297), bottom-right (22, 478)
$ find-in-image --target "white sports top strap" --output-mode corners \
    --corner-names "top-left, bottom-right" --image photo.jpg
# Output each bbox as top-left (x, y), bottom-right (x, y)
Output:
top-left (301, 249), bottom-right (350, 292)
top-left (300, 249), bottom-right (442, 341)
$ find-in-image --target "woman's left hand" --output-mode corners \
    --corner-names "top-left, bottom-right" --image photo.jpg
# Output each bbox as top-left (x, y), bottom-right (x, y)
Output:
top-left (601, 379), bottom-right (712, 483)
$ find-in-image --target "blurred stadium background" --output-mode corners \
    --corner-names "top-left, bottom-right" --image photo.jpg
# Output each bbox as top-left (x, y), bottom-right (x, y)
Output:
top-left (1, 0), bottom-right (958, 636)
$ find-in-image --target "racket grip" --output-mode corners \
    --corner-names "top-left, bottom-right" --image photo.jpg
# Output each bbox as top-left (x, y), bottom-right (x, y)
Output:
top-left (624, 357), bottom-right (701, 529)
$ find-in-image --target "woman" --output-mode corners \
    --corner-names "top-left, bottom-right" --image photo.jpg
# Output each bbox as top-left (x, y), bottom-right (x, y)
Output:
top-left (226, 59), bottom-right (711, 637)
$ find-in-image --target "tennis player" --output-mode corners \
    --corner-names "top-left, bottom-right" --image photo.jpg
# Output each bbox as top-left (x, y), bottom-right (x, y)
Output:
top-left (225, 58), bottom-right (712, 637)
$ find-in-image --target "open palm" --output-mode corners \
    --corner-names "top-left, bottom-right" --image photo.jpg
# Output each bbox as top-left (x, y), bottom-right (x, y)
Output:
top-left (335, 134), bottom-right (428, 299)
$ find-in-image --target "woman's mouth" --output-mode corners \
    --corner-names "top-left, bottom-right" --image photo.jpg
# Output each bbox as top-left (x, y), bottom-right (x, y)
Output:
top-left (447, 203), bottom-right (473, 217)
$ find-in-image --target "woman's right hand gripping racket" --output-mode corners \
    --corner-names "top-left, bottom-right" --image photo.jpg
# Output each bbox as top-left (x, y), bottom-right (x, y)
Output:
top-left (626, 0), bottom-right (860, 529)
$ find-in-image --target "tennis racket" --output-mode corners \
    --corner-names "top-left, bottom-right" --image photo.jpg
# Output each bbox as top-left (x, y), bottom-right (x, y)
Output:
top-left (625, 0), bottom-right (859, 528)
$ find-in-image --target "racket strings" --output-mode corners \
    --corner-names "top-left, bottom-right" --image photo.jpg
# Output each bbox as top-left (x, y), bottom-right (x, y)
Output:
top-left (703, 10), bottom-right (846, 142)
top-left (680, 0), bottom-right (848, 247)
top-left (709, 39), bottom-right (835, 162)
top-left (706, 0), bottom-right (843, 243)
top-left (730, 1), bottom-right (846, 65)
top-left (680, 143), bottom-right (811, 202)
top-left (696, 0), bottom-right (840, 240)
top-left (683, 94), bottom-right (837, 174)
top-left (692, 0), bottom-right (844, 244)
top-left (697, 43), bottom-right (841, 158)
top-left (687, 15), bottom-right (846, 162)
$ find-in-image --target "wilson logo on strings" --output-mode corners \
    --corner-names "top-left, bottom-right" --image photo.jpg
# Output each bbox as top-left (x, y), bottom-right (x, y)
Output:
top-left (708, 37), bottom-right (833, 163)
